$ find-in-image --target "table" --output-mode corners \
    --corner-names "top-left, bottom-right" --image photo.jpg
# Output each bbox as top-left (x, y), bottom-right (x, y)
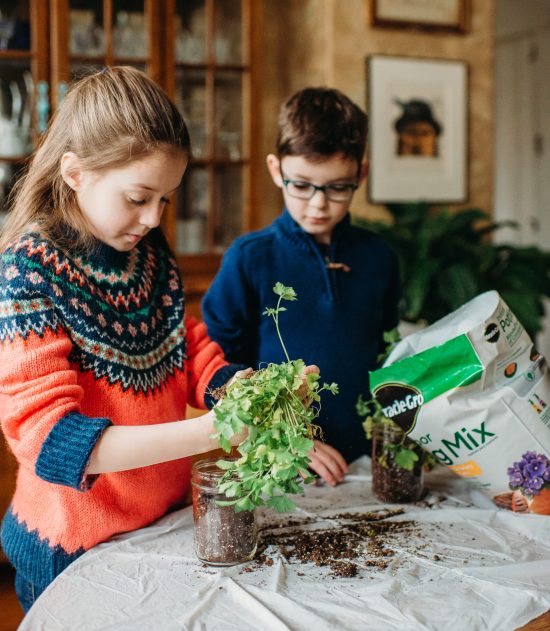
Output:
top-left (20, 458), bottom-right (550, 631)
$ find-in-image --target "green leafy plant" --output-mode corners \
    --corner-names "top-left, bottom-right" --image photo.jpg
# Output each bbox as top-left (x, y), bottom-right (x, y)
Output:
top-left (211, 282), bottom-right (338, 512)
top-left (355, 202), bottom-right (550, 338)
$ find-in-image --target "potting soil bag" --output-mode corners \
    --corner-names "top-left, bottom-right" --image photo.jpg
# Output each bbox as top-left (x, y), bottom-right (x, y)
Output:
top-left (369, 290), bottom-right (550, 514)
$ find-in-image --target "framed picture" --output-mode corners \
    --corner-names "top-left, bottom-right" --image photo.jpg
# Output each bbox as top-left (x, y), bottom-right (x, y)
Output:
top-left (369, 0), bottom-right (469, 33)
top-left (367, 55), bottom-right (468, 204)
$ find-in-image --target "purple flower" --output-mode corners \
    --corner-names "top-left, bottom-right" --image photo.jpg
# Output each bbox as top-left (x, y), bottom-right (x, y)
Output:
top-left (508, 450), bottom-right (550, 496)
top-left (526, 460), bottom-right (546, 477)
top-left (528, 477), bottom-right (544, 493)
top-left (509, 472), bottom-right (524, 488)
top-left (534, 454), bottom-right (548, 467)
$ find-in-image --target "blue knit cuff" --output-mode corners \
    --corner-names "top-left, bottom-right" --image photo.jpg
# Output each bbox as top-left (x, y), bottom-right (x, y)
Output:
top-left (35, 412), bottom-right (112, 491)
top-left (204, 363), bottom-right (248, 409)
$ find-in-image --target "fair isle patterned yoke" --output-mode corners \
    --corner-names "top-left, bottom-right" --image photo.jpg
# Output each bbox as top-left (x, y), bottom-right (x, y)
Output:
top-left (0, 229), bottom-right (186, 393)
top-left (0, 229), bottom-right (237, 589)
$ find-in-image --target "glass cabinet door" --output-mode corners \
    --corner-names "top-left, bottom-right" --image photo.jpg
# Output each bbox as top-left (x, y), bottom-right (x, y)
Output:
top-left (0, 0), bottom-right (48, 219)
top-left (50, 0), bottom-right (161, 98)
top-left (164, 0), bottom-right (253, 259)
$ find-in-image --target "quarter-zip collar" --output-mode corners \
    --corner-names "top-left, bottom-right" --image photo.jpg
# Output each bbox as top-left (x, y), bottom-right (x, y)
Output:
top-left (274, 209), bottom-right (352, 301)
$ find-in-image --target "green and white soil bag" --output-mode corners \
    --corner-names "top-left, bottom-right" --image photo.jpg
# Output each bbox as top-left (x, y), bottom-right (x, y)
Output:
top-left (370, 291), bottom-right (550, 512)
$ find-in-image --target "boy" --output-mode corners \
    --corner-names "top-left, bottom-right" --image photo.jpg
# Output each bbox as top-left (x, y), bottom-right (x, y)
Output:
top-left (202, 87), bottom-right (400, 485)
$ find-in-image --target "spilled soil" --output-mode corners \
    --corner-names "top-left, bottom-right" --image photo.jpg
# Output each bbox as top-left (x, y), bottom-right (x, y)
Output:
top-left (244, 508), bottom-right (420, 578)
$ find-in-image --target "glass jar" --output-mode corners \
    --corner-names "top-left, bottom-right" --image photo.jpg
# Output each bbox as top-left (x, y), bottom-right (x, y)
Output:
top-left (191, 458), bottom-right (257, 566)
top-left (371, 424), bottom-right (424, 503)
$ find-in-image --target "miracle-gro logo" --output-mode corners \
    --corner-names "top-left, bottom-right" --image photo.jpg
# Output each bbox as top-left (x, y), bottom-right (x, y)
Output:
top-left (374, 383), bottom-right (424, 434)
top-left (382, 393), bottom-right (424, 419)
top-left (431, 421), bottom-right (496, 465)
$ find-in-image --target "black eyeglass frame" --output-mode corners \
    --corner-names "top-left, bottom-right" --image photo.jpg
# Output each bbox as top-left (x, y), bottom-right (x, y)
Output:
top-left (279, 167), bottom-right (359, 202)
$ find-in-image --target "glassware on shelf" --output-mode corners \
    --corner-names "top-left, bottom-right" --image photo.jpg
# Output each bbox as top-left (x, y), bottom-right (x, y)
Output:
top-left (214, 165), bottom-right (242, 250)
top-left (113, 10), bottom-right (147, 59)
top-left (215, 73), bottom-right (242, 159)
top-left (36, 80), bottom-right (49, 134)
top-left (214, 0), bottom-right (242, 64)
top-left (175, 70), bottom-right (207, 157)
top-left (188, 122), bottom-right (206, 159)
top-left (69, 9), bottom-right (104, 56)
top-left (216, 130), bottom-right (241, 160)
top-left (174, 2), bottom-right (206, 63)
top-left (177, 168), bottom-right (208, 254)
top-left (0, 70), bottom-right (33, 157)
top-left (176, 217), bottom-right (206, 254)
top-left (0, 161), bottom-right (13, 213)
top-left (0, 15), bottom-right (15, 50)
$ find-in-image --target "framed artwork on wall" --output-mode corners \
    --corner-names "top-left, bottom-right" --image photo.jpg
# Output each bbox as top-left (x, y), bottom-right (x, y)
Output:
top-left (369, 0), bottom-right (469, 33)
top-left (366, 55), bottom-right (468, 204)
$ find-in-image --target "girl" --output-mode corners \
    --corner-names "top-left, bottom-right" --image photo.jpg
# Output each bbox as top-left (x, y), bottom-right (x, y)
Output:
top-left (0, 66), bottom-right (316, 613)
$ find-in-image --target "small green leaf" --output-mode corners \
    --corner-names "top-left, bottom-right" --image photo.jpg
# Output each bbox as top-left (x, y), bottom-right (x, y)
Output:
top-left (216, 459), bottom-right (237, 470)
top-left (394, 448), bottom-right (419, 471)
top-left (234, 496), bottom-right (256, 512)
top-left (273, 283), bottom-right (297, 301)
top-left (267, 494), bottom-right (296, 512)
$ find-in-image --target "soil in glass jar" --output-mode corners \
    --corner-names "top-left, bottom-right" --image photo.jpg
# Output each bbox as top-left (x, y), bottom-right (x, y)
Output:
top-left (371, 424), bottom-right (424, 503)
top-left (191, 458), bottom-right (257, 566)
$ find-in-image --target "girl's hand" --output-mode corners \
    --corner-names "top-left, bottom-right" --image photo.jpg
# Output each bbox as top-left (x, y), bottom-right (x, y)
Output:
top-left (226, 367), bottom-right (253, 446)
top-left (308, 440), bottom-right (348, 486)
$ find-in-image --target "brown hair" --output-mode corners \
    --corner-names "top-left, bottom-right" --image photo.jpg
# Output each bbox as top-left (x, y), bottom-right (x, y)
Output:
top-left (0, 66), bottom-right (190, 253)
top-left (276, 87), bottom-right (368, 165)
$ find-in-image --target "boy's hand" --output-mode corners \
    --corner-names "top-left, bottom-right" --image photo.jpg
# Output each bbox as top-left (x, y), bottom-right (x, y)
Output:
top-left (308, 440), bottom-right (348, 486)
top-left (298, 364), bottom-right (319, 402)
top-left (229, 367), bottom-right (254, 385)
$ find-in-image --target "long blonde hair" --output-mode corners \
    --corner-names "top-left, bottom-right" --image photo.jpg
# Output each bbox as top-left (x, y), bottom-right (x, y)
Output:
top-left (0, 66), bottom-right (190, 253)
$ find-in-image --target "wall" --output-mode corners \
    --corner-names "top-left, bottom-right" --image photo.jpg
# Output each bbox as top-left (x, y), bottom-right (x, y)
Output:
top-left (259, 0), bottom-right (495, 226)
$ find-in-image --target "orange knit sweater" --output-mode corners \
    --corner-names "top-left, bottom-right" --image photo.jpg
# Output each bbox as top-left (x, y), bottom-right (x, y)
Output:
top-left (0, 229), bottom-right (237, 588)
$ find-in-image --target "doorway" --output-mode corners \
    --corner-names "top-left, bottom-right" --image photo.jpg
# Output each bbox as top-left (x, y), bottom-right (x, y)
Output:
top-left (494, 0), bottom-right (550, 356)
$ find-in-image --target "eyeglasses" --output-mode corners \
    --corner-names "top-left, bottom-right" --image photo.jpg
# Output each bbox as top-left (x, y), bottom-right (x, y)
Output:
top-left (280, 167), bottom-right (358, 202)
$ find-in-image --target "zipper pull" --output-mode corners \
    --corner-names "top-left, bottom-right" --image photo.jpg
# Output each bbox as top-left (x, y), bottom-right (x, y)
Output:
top-left (326, 261), bottom-right (351, 273)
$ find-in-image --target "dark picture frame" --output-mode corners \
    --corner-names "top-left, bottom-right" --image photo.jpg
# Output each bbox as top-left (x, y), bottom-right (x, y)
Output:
top-left (369, 0), bottom-right (470, 34)
top-left (367, 54), bottom-right (468, 204)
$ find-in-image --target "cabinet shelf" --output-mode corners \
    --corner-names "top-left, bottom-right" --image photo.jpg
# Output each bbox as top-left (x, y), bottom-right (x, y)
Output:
top-left (0, 50), bottom-right (32, 59)
top-left (0, 155), bottom-right (30, 164)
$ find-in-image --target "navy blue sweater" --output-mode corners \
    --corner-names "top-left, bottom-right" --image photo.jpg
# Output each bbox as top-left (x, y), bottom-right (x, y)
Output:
top-left (202, 210), bottom-right (400, 463)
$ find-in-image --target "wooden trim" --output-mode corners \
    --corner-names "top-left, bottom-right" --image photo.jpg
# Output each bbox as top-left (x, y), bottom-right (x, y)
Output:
top-left (146, 0), bottom-right (162, 84)
top-left (247, 0), bottom-right (261, 231)
top-left (30, 0), bottom-right (50, 82)
top-left (0, 50), bottom-right (31, 59)
top-left (205, 0), bottom-right (216, 251)
top-left (104, 0), bottom-right (113, 65)
top-left (369, 0), bottom-right (470, 34)
top-left (49, 0), bottom-right (69, 101)
top-left (160, 0), bottom-right (178, 252)
top-left (162, 0), bottom-right (176, 95)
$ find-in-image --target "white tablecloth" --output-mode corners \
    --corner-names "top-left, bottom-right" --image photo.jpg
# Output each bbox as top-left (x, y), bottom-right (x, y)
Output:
top-left (20, 457), bottom-right (550, 631)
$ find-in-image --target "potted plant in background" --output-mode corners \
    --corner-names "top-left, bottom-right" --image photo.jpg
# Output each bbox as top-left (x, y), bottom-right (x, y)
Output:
top-left (357, 329), bottom-right (436, 504)
top-left (354, 202), bottom-right (550, 339)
